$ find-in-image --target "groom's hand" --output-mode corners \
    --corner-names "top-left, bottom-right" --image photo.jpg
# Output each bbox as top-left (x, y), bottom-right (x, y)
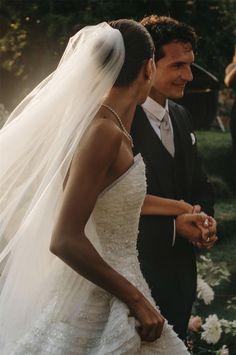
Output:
top-left (194, 216), bottom-right (218, 249)
top-left (175, 213), bottom-right (208, 242)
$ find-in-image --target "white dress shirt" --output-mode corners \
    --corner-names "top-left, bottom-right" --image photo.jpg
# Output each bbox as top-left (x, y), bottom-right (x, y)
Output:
top-left (142, 96), bottom-right (174, 139)
top-left (142, 97), bottom-right (176, 246)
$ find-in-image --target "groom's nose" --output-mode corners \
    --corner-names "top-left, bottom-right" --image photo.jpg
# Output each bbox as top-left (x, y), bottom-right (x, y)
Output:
top-left (182, 65), bottom-right (193, 82)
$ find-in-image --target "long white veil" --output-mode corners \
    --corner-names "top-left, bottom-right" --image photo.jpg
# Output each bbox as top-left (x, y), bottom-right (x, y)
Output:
top-left (0, 22), bottom-right (124, 353)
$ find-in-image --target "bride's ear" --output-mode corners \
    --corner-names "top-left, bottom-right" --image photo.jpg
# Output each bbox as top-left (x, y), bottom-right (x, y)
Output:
top-left (144, 58), bottom-right (156, 84)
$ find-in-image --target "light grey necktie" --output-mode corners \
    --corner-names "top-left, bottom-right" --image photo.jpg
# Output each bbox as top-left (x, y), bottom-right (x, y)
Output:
top-left (159, 111), bottom-right (175, 157)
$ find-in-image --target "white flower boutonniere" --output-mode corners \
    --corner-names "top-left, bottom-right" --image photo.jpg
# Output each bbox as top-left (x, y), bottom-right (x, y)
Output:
top-left (190, 132), bottom-right (196, 145)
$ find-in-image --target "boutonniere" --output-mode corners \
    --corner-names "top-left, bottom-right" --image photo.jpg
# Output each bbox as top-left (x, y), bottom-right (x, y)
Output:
top-left (190, 132), bottom-right (196, 145)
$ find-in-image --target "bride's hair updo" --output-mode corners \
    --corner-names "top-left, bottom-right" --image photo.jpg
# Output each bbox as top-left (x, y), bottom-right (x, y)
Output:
top-left (109, 19), bottom-right (154, 87)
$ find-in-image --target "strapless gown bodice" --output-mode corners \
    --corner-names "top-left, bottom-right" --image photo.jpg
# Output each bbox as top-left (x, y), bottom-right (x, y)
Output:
top-left (93, 154), bottom-right (146, 269)
top-left (11, 154), bottom-right (189, 355)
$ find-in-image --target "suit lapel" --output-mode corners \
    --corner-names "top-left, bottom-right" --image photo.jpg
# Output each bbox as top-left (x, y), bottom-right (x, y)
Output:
top-left (132, 107), bottom-right (174, 197)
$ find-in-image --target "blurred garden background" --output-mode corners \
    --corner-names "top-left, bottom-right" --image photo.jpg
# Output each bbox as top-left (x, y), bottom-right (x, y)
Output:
top-left (0, 0), bottom-right (235, 354)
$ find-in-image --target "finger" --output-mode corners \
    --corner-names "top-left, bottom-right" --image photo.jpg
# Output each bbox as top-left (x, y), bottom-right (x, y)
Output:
top-left (208, 217), bottom-right (217, 230)
top-left (201, 236), bottom-right (213, 244)
top-left (208, 231), bottom-right (216, 238)
top-left (192, 212), bottom-right (208, 226)
top-left (138, 309), bottom-right (165, 342)
top-left (203, 218), bottom-right (210, 228)
top-left (201, 227), bottom-right (212, 241)
top-left (199, 211), bottom-right (208, 218)
top-left (144, 324), bottom-right (160, 342)
top-left (145, 316), bottom-right (165, 342)
top-left (200, 231), bottom-right (209, 241)
top-left (206, 236), bottom-right (218, 248)
top-left (205, 233), bottom-right (217, 242)
top-left (192, 204), bottom-right (201, 213)
top-left (207, 227), bottom-right (215, 236)
top-left (201, 236), bottom-right (218, 248)
top-left (202, 234), bottom-right (210, 242)
top-left (207, 216), bottom-right (213, 227)
top-left (208, 224), bottom-right (217, 237)
top-left (208, 217), bottom-right (216, 228)
top-left (208, 216), bottom-right (216, 225)
top-left (156, 316), bottom-right (165, 338)
top-left (138, 322), bottom-right (153, 341)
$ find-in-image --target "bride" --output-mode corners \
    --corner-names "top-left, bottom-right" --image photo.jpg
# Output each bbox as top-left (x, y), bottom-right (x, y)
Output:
top-left (0, 19), bottom-right (200, 354)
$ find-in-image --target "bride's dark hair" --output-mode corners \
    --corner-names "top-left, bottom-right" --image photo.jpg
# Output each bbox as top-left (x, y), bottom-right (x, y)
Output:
top-left (109, 19), bottom-right (154, 87)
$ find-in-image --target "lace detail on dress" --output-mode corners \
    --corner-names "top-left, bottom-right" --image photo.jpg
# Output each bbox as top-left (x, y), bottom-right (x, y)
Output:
top-left (10, 154), bottom-right (189, 354)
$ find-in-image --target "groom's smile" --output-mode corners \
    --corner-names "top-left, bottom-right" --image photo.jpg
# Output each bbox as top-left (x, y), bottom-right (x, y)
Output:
top-left (150, 41), bottom-right (194, 105)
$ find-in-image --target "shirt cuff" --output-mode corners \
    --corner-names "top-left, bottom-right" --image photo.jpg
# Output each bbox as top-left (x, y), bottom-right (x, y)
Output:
top-left (172, 219), bottom-right (176, 247)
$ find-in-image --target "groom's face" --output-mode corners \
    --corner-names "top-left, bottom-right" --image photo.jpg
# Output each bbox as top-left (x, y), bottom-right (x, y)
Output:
top-left (150, 41), bottom-right (194, 102)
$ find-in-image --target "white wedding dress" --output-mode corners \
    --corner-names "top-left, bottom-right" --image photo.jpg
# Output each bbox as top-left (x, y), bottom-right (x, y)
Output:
top-left (10, 154), bottom-right (189, 354)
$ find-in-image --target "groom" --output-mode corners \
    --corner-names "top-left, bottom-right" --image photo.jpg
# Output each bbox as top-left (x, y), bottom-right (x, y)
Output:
top-left (131, 15), bottom-right (217, 340)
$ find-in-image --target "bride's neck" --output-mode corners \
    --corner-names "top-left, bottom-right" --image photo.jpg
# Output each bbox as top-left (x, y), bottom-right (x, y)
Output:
top-left (103, 88), bottom-right (138, 132)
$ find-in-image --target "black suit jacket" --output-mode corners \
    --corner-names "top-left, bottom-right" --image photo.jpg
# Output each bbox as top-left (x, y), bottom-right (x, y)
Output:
top-left (131, 100), bottom-right (214, 338)
top-left (132, 101), bottom-right (214, 252)
top-left (132, 100), bottom-right (214, 211)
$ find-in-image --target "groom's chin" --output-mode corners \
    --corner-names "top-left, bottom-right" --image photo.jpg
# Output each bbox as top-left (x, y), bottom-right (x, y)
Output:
top-left (172, 90), bottom-right (185, 99)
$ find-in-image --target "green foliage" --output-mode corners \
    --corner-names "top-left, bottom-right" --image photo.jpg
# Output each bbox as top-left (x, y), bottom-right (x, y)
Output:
top-left (197, 255), bottom-right (230, 288)
top-left (170, 0), bottom-right (236, 82)
top-left (0, 0), bottom-right (236, 109)
top-left (189, 255), bottom-right (236, 354)
top-left (196, 130), bottom-right (235, 192)
top-left (190, 129), bottom-right (236, 353)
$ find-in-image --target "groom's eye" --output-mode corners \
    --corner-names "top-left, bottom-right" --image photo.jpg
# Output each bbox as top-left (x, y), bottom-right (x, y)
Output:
top-left (173, 63), bottom-right (183, 69)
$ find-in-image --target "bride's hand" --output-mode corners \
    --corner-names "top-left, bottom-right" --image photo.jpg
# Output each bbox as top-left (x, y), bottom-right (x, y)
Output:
top-left (129, 294), bottom-right (165, 342)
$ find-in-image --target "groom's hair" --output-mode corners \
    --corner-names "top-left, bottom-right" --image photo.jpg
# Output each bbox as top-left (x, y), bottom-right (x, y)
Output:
top-left (140, 15), bottom-right (198, 62)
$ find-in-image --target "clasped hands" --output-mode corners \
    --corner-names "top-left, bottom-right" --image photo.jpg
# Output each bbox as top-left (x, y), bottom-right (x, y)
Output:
top-left (176, 203), bottom-right (217, 249)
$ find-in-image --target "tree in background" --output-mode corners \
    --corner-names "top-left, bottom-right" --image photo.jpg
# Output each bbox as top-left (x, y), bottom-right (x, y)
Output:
top-left (0, 0), bottom-right (235, 109)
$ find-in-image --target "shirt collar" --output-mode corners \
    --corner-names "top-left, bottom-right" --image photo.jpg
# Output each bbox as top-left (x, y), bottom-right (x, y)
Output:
top-left (142, 96), bottom-right (169, 121)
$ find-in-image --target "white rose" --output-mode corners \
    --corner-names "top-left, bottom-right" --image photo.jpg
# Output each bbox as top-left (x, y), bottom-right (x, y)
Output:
top-left (197, 276), bottom-right (214, 304)
top-left (201, 314), bottom-right (222, 344)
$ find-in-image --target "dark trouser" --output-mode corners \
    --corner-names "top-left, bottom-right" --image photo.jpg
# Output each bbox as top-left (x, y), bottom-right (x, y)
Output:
top-left (139, 248), bottom-right (197, 340)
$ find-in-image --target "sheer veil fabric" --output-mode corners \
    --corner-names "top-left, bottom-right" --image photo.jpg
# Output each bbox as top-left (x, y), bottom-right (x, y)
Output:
top-left (0, 23), bottom-right (124, 353)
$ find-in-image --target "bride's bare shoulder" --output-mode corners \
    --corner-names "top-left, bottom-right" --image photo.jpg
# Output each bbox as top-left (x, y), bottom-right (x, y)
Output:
top-left (71, 116), bottom-right (123, 171)
top-left (64, 118), bottom-right (123, 189)
top-left (81, 116), bottom-right (123, 152)
top-left (92, 116), bottom-right (122, 136)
